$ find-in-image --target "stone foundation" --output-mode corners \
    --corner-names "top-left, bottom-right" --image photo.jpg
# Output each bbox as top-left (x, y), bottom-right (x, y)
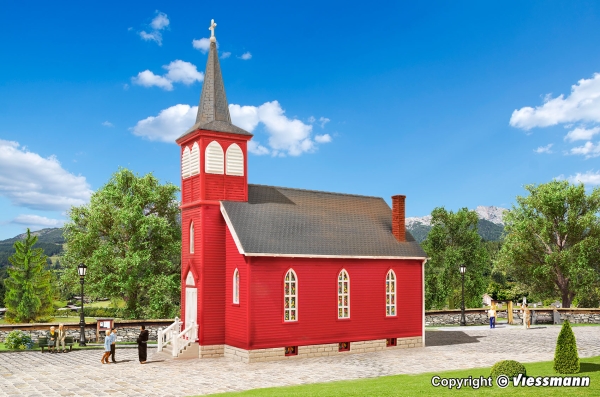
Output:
top-left (222, 336), bottom-right (423, 363)
top-left (199, 344), bottom-right (225, 358)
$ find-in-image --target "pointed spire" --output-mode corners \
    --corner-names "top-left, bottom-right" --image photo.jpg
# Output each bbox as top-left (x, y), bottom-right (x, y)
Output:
top-left (178, 19), bottom-right (251, 141)
top-left (196, 39), bottom-right (232, 124)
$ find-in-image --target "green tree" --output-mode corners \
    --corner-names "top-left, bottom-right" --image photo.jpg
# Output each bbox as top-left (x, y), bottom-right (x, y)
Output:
top-left (62, 168), bottom-right (181, 319)
top-left (423, 207), bottom-right (490, 309)
top-left (4, 229), bottom-right (54, 323)
top-left (554, 320), bottom-right (580, 374)
top-left (497, 181), bottom-right (600, 308)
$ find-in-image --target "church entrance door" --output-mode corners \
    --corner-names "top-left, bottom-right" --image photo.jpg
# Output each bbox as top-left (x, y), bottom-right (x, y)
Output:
top-left (185, 287), bottom-right (198, 328)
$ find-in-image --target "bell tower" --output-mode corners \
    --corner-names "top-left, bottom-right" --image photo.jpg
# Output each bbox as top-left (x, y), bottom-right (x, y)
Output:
top-left (176, 19), bottom-right (252, 347)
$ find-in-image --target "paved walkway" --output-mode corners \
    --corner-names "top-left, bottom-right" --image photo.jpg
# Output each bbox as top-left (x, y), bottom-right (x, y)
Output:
top-left (0, 325), bottom-right (599, 396)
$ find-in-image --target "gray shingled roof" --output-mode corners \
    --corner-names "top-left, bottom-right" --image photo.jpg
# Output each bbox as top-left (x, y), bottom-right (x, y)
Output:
top-left (178, 41), bottom-right (252, 140)
top-left (221, 184), bottom-right (427, 258)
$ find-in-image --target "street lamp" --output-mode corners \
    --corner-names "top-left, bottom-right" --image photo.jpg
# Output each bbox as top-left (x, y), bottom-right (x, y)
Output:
top-left (459, 264), bottom-right (467, 326)
top-left (77, 263), bottom-right (87, 346)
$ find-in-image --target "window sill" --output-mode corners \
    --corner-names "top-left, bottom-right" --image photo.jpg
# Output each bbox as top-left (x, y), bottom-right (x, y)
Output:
top-left (231, 303), bottom-right (240, 307)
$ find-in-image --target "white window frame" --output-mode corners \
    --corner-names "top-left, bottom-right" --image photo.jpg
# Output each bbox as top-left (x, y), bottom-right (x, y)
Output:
top-left (225, 143), bottom-right (244, 176)
top-left (338, 269), bottom-right (350, 319)
top-left (284, 269), bottom-right (298, 322)
top-left (233, 268), bottom-right (240, 304)
top-left (182, 146), bottom-right (191, 178)
top-left (205, 141), bottom-right (224, 174)
top-left (190, 142), bottom-right (200, 176)
top-left (189, 222), bottom-right (194, 254)
top-left (386, 270), bottom-right (397, 317)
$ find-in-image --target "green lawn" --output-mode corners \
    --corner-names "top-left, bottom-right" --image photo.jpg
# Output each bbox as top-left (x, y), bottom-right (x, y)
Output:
top-left (208, 356), bottom-right (600, 397)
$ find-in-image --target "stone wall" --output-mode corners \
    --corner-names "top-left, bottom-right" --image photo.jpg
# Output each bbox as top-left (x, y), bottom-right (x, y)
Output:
top-left (425, 310), bottom-right (488, 326)
top-left (223, 336), bottom-right (423, 363)
top-left (0, 323), bottom-right (165, 343)
top-left (426, 308), bottom-right (600, 326)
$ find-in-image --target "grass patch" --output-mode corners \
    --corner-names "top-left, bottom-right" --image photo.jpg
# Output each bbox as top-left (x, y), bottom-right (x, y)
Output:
top-left (208, 356), bottom-right (600, 396)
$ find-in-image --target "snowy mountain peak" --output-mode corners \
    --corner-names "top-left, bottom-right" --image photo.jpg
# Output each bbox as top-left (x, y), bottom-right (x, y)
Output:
top-left (405, 206), bottom-right (507, 226)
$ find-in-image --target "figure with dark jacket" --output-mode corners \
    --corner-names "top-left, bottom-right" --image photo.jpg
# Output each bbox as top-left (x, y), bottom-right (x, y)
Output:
top-left (137, 325), bottom-right (149, 363)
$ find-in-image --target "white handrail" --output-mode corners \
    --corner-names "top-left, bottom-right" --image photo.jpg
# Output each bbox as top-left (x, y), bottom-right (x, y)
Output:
top-left (173, 321), bottom-right (198, 357)
top-left (157, 317), bottom-right (181, 352)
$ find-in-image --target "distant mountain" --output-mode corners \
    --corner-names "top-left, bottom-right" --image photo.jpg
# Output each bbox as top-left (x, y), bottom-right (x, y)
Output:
top-left (406, 206), bottom-right (507, 243)
top-left (0, 228), bottom-right (64, 269)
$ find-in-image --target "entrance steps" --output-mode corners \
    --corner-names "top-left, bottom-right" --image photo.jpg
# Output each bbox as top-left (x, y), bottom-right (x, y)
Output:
top-left (161, 342), bottom-right (199, 359)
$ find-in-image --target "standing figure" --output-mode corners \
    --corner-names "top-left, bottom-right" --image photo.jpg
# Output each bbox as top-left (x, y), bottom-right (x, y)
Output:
top-left (137, 325), bottom-right (149, 364)
top-left (110, 327), bottom-right (117, 363)
top-left (47, 326), bottom-right (57, 353)
top-left (523, 304), bottom-right (530, 329)
top-left (101, 329), bottom-right (113, 364)
top-left (488, 305), bottom-right (496, 329)
top-left (57, 324), bottom-right (67, 353)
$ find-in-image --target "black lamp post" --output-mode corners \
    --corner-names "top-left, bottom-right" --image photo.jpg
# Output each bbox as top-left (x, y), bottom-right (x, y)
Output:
top-left (77, 263), bottom-right (87, 346)
top-left (459, 264), bottom-right (467, 326)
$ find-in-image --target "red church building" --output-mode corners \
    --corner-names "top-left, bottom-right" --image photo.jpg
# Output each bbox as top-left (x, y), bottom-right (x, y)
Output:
top-left (170, 22), bottom-right (427, 363)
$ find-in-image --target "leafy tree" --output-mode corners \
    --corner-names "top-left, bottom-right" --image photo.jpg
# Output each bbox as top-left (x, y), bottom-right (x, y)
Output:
top-left (554, 320), bottom-right (580, 374)
top-left (423, 207), bottom-right (490, 309)
top-left (62, 168), bottom-right (181, 319)
top-left (4, 229), bottom-right (54, 323)
top-left (497, 181), bottom-right (600, 308)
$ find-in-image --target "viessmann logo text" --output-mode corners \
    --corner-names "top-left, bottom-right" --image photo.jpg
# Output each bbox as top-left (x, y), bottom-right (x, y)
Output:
top-left (431, 374), bottom-right (590, 389)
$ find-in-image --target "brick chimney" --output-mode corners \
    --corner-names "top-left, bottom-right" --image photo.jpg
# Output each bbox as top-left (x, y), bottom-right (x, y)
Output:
top-left (392, 195), bottom-right (406, 242)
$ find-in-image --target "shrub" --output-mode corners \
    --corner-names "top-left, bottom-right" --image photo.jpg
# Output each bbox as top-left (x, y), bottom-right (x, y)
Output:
top-left (554, 320), bottom-right (580, 373)
top-left (5, 330), bottom-right (34, 350)
top-left (490, 360), bottom-right (527, 380)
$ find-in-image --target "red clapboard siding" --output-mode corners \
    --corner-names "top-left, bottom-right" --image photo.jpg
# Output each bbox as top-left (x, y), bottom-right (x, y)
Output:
top-left (197, 205), bottom-right (226, 345)
top-left (225, 227), bottom-right (249, 348)
top-left (247, 257), bottom-right (423, 349)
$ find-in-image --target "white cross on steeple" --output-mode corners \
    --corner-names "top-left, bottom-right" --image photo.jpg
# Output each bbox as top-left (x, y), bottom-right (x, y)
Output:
top-left (209, 19), bottom-right (217, 42)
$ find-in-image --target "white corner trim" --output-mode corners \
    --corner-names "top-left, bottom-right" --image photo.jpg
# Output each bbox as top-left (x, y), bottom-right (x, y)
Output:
top-left (220, 204), bottom-right (246, 255)
top-left (422, 258), bottom-right (428, 347)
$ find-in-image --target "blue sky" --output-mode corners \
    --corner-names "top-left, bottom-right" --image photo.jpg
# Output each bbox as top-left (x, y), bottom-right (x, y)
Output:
top-left (1, 1), bottom-right (600, 240)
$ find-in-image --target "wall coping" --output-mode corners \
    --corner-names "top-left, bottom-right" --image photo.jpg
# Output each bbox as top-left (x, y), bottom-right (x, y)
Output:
top-left (0, 319), bottom-right (174, 332)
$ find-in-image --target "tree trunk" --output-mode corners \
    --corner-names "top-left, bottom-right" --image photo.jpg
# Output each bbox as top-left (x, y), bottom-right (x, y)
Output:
top-left (561, 290), bottom-right (572, 308)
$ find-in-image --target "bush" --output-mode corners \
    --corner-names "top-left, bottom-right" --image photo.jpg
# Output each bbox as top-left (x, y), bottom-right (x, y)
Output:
top-left (5, 330), bottom-right (34, 350)
top-left (554, 320), bottom-right (580, 373)
top-left (490, 360), bottom-right (527, 380)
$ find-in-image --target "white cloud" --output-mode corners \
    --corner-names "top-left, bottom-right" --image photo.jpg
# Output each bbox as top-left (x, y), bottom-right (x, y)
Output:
top-left (570, 141), bottom-right (600, 158)
top-left (534, 143), bottom-right (553, 154)
top-left (247, 141), bottom-right (270, 155)
top-left (221, 52), bottom-right (231, 59)
top-left (132, 60), bottom-right (203, 90)
top-left (12, 214), bottom-right (65, 228)
top-left (102, 121), bottom-right (114, 127)
top-left (318, 117), bottom-right (330, 128)
top-left (131, 104), bottom-right (197, 142)
top-left (0, 140), bottom-right (92, 211)
top-left (192, 38), bottom-right (211, 53)
top-left (138, 11), bottom-right (170, 46)
top-left (564, 126), bottom-right (600, 142)
top-left (132, 70), bottom-right (173, 90)
top-left (510, 73), bottom-right (600, 130)
top-left (150, 12), bottom-right (170, 30)
top-left (307, 116), bottom-right (316, 123)
top-left (565, 170), bottom-right (600, 185)
top-left (164, 60), bottom-right (204, 85)
top-left (139, 30), bottom-right (163, 45)
top-left (132, 101), bottom-right (332, 155)
top-left (315, 134), bottom-right (332, 143)
top-left (239, 52), bottom-right (252, 60)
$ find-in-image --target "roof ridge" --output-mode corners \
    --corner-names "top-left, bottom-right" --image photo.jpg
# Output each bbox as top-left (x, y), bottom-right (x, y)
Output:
top-left (248, 183), bottom-right (385, 200)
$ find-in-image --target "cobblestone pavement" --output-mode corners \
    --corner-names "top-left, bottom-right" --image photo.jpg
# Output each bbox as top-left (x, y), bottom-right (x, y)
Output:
top-left (0, 325), bottom-right (599, 396)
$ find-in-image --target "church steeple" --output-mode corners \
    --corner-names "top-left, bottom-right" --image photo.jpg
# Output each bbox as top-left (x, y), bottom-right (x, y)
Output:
top-left (179, 19), bottom-right (251, 140)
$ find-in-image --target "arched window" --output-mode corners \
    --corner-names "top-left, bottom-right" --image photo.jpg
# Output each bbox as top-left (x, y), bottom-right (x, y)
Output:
top-left (338, 270), bottom-right (350, 318)
top-left (190, 142), bottom-right (200, 176)
top-left (233, 268), bottom-right (239, 304)
top-left (189, 222), bottom-right (194, 254)
top-left (225, 143), bottom-right (244, 176)
top-left (386, 270), bottom-right (396, 316)
top-left (284, 269), bottom-right (297, 322)
top-left (205, 141), bottom-right (224, 174)
top-left (181, 146), bottom-right (191, 178)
